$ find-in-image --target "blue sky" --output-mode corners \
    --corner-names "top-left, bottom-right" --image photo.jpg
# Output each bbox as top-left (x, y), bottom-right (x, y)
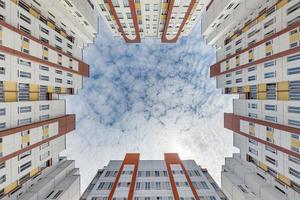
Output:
top-left (62, 18), bottom-right (236, 191)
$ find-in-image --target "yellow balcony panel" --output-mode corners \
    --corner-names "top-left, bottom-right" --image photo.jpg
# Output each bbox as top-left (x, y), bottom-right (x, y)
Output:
top-left (248, 53), bottom-right (254, 60)
top-left (29, 84), bottom-right (39, 92)
top-left (258, 84), bottom-right (267, 92)
top-left (47, 21), bottom-right (55, 29)
top-left (232, 34), bottom-right (237, 40)
top-left (291, 138), bottom-right (300, 148)
top-left (60, 31), bottom-right (67, 38)
top-left (160, 15), bottom-right (166, 20)
top-left (266, 131), bottom-right (273, 139)
top-left (61, 87), bottom-right (66, 94)
top-left (3, 81), bottom-right (17, 91)
top-left (137, 15), bottom-right (142, 21)
top-left (265, 45), bottom-right (273, 52)
top-left (257, 14), bottom-right (266, 23)
top-left (232, 87), bottom-right (238, 93)
top-left (277, 81), bottom-right (289, 91)
top-left (249, 126), bottom-right (255, 133)
top-left (4, 181), bottom-right (18, 194)
top-left (244, 85), bottom-right (250, 92)
top-left (289, 33), bottom-right (299, 44)
top-left (10, 0), bottom-right (17, 4)
top-left (48, 86), bottom-right (54, 93)
top-left (4, 92), bottom-right (17, 102)
top-left (22, 135), bottom-right (30, 144)
top-left (29, 8), bottom-right (39, 18)
top-left (134, 3), bottom-right (141, 9)
top-left (276, 0), bottom-right (288, 10)
top-left (30, 167), bottom-right (40, 177)
top-left (278, 173), bottom-right (291, 186)
top-left (22, 41), bottom-right (29, 49)
top-left (258, 92), bottom-right (267, 100)
top-left (0, 144), bottom-right (2, 152)
top-left (277, 91), bottom-right (289, 101)
top-left (161, 3), bottom-right (169, 9)
top-left (242, 25), bottom-right (249, 33)
top-left (43, 128), bottom-right (49, 135)
top-left (259, 161), bottom-right (268, 171)
top-left (29, 93), bottom-right (39, 101)
top-left (43, 50), bottom-right (48, 57)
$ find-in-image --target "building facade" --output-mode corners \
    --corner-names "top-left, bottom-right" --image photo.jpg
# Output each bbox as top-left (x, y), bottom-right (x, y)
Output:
top-left (0, 0), bottom-right (98, 199)
top-left (92, 0), bottom-right (206, 43)
top-left (80, 153), bottom-right (227, 200)
top-left (202, 0), bottom-right (300, 199)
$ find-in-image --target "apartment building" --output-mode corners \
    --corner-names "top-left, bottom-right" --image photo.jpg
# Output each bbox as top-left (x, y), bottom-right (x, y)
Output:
top-left (202, 0), bottom-right (300, 199)
top-left (0, 0), bottom-right (98, 199)
top-left (92, 0), bottom-right (206, 43)
top-left (80, 153), bottom-right (227, 200)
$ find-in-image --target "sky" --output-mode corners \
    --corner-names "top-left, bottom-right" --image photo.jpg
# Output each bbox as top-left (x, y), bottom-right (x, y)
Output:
top-left (62, 18), bottom-right (237, 191)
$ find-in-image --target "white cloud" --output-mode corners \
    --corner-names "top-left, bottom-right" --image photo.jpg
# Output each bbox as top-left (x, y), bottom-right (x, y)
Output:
top-left (62, 19), bottom-right (237, 192)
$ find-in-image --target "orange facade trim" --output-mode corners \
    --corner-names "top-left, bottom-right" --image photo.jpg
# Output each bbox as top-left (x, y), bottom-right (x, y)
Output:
top-left (164, 153), bottom-right (200, 200)
top-left (224, 113), bottom-right (300, 159)
top-left (106, 0), bottom-right (141, 43)
top-left (0, 45), bottom-right (89, 77)
top-left (210, 21), bottom-right (300, 77)
top-left (0, 114), bottom-right (75, 163)
top-left (0, 20), bottom-right (89, 77)
top-left (161, 0), bottom-right (197, 43)
top-left (108, 153), bottom-right (140, 200)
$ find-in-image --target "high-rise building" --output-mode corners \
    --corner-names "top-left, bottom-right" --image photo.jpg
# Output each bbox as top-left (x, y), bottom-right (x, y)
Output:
top-left (80, 153), bottom-right (227, 200)
top-left (0, 0), bottom-right (98, 199)
top-left (92, 0), bottom-right (206, 43)
top-left (202, 0), bottom-right (300, 199)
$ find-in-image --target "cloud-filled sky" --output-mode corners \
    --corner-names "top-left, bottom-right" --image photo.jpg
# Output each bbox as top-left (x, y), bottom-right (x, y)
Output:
top-left (62, 18), bottom-right (237, 191)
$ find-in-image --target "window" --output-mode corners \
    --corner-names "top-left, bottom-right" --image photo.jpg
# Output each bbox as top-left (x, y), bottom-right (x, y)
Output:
top-left (39, 26), bottom-right (49, 35)
top-left (0, 54), bottom-right (5, 61)
top-left (288, 66), bottom-right (300, 75)
top-left (99, 4), bottom-right (106, 11)
top-left (249, 147), bottom-right (258, 156)
top-left (0, 175), bottom-right (5, 184)
top-left (19, 71), bottom-right (31, 78)
top-left (123, 0), bottom-right (129, 7)
top-left (18, 150), bottom-right (31, 160)
top-left (236, 78), bottom-right (242, 83)
top-left (0, 108), bottom-right (5, 116)
top-left (145, 4), bottom-right (150, 11)
top-left (18, 83), bottom-right (29, 101)
top-left (266, 156), bottom-right (277, 166)
top-left (265, 115), bottom-right (277, 122)
top-left (55, 78), bottom-right (62, 83)
top-left (40, 114), bottom-right (49, 121)
top-left (39, 65), bottom-right (49, 71)
top-left (264, 60), bottom-right (275, 68)
top-left (18, 118), bottom-right (32, 125)
top-left (154, 4), bottom-right (158, 11)
top-left (287, 54), bottom-right (300, 62)
top-left (19, 106), bottom-right (31, 113)
top-left (289, 167), bottom-right (300, 179)
top-left (235, 70), bottom-right (242, 75)
top-left (288, 106), bottom-right (300, 114)
top-left (112, 0), bottom-right (119, 7)
top-left (18, 59), bottom-right (31, 67)
top-left (265, 105), bottom-right (277, 111)
top-left (39, 75), bottom-right (49, 81)
top-left (264, 72), bottom-right (276, 78)
top-left (288, 119), bottom-right (300, 127)
top-left (40, 105), bottom-right (50, 111)
top-left (19, 13), bottom-right (31, 24)
top-left (248, 75), bottom-right (256, 81)
top-left (248, 66), bottom-right (256, 72)
top-left (55, 36), bottom-right (62, 43)
top-left (55, 70), bottom-right (62, 75)
top-left (287, 2), bottom-right (300, 15)
top-left (19, 161), bottom-right (32, 173)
